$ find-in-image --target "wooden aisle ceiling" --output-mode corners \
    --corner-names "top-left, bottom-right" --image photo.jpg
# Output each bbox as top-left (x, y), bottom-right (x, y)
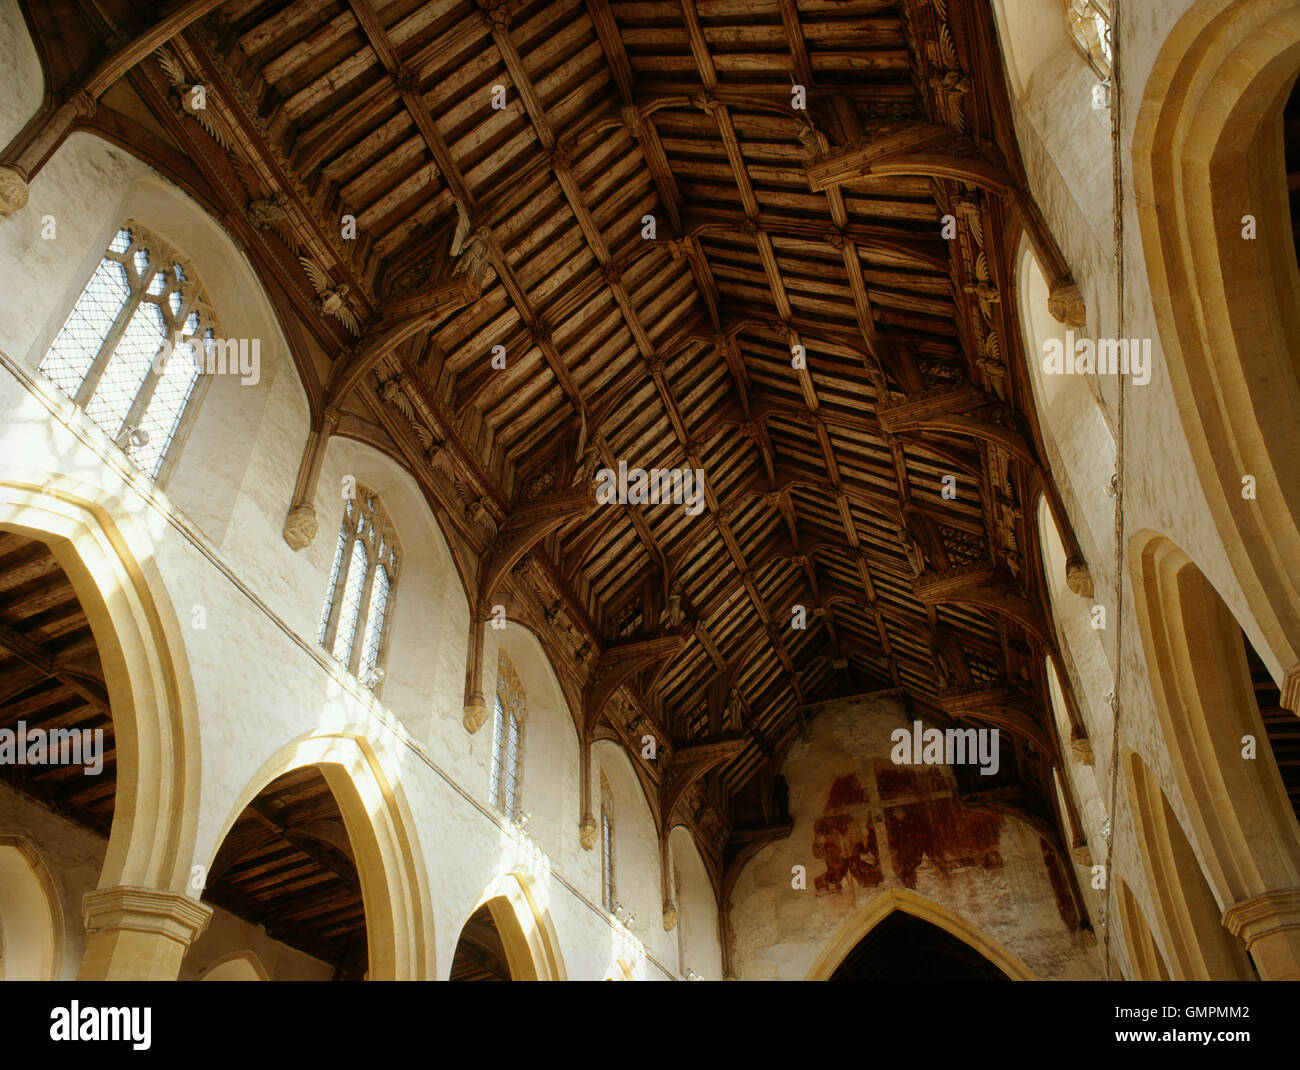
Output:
top-left (21, 0), bottom-right (1087, 913)
top-left (0, 533), bottom-right (115, 835)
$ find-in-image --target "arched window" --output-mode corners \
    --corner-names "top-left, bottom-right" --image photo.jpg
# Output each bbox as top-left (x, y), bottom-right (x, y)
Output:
top-left (600, 771), bottom-right (616, 912)
top-left (490, 651), bottom-right (525, 818)
top-left (1067, 0), bottom-right (1112, 79)
top-left (38, 223), bottom-right (220, 480)
top-left (318, 485), bottom-right (400, 688)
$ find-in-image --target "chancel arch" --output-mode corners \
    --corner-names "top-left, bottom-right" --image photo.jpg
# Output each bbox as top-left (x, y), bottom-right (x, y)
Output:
top-left (198, 734), bottom-right (433, 982)
top-left (1133, 0), bottom-right (1300, 714)
top-left (805, 887), bottom-right (1036, 981)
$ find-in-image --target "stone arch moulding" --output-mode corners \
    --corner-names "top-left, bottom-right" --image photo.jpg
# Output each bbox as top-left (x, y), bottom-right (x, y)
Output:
top-left (0, 835), bottom-right (65, 980)
top-left (467, 870), bottom-right (567, 981)
top-left (1129, 531), bottom-right (1300, 896)
top-left (803, 887), bottom-right (1037, 981)
top-left (206, 732), bottom-right (434, 981)
top-left (1129, 531), bottom-right (1300, 978)
top-left (1121, 748), bottom-right (1254, 980)
top-left (0, 476), bottom-right (201, 895)
top-left (1133, 0), bottom-right (1300, 708)
top-left (200, 950), bottom-right (270, 981)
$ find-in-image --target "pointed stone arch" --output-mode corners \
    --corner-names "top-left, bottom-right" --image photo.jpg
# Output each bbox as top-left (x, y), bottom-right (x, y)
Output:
top-left (804, 886), bottom-right (1037, 980)
top-left (1122, 749), bottom-right (1254, 980)
top-left (458, 870), bottom-right (566, 981)
top-left (1133, 0), bottom-right (1300, 710)
top-left (1129, 531), bottom-right (1300, 977)
top-left (206, 732), bottom-right (434, 981)
top-left (0, 476), bottom-right (205, 980)
top-left (0, 835), bottom-right (64, 980)
top-left (1114, 875), bottom-right (1171, 981)
top-left (199, 950), bottom-right (269, 981)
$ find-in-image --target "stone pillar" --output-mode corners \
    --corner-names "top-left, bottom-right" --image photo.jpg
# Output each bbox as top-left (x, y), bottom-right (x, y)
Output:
top-left (1223, 888), bottom-right (1300, 981)
top-left (78, 886), bottom-right (213, 980)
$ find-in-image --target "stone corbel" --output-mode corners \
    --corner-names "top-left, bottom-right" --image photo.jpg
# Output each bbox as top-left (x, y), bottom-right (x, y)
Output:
top-left (1048, 275), bottom-right (1087, 328)
top-left (281, 408), bottom-right (339, 550)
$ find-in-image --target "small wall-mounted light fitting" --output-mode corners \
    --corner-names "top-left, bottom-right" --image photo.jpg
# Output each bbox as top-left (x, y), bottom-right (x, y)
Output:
top-left (116, 425), bottom-right (150, 451)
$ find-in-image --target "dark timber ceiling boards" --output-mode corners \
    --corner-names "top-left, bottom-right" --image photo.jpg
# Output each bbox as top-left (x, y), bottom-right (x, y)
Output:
top-left (0, 532), bottom-right (115, 836)
top-left (205, 767), bottom-right (369, 978)
top-left (14, 0), bottom-right (1090, 923)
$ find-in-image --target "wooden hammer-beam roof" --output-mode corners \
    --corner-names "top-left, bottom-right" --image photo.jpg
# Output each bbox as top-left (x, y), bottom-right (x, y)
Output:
top-left (20, 0), bottom-right (1087, 883)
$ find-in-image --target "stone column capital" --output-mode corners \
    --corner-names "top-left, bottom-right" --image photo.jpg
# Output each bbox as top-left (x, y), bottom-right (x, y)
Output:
top-left (83, 886), bottom-right (212, 946)
top-left (1280, 665), bottom-right (1300, 714)
top-left (1222, 887), bottom-right (1300, 942)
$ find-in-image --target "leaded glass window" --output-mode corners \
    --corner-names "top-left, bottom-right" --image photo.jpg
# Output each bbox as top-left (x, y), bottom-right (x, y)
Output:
top-left (39, 222), bottom-right (219, 480)
top-left (1068, 0), bottom-right (1112, 79)
top-left (318, 485), bottom-right (400, 688)
top-left (601, 771), bottom-right (616, 912)
top-left (490, 651), bottom-right (525, 818)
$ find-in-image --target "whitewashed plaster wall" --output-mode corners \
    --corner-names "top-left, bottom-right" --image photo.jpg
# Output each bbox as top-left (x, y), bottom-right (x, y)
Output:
top-left (669, 824), bottom-right (722, 980)
top-left (728, 695), bottom-right (1102, 980)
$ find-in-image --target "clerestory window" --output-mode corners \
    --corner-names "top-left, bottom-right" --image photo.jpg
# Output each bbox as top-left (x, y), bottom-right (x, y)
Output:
top-left (318, 485), bottom-right (400, 688)
top-left (39, 223), bottom-right (219, 480)
top-left (490, 651), bottom-right (525, 818)
top-left (1067, 0), bottom-right (1112, 80)
top-left (600, 771), bottom-right (616, 912)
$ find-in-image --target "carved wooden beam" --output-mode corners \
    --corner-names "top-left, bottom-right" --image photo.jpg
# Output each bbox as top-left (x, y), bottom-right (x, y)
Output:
top-left (912, 565), bottom-right (1049, 642)
top-left (804, 121), bottom-right (958, 189)
top-left (326, 279), bottom-right (477, 408)
top-left (0, 620), bottom-right (108, 709)
top-left (476, 487), bottom-right (596, 609)
top-left (664, 733), bottom-right (747, 821)
top-left (938, 684), bottom-right (1053, 756)
top-left (583, 632), bottom-right (683, 734)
